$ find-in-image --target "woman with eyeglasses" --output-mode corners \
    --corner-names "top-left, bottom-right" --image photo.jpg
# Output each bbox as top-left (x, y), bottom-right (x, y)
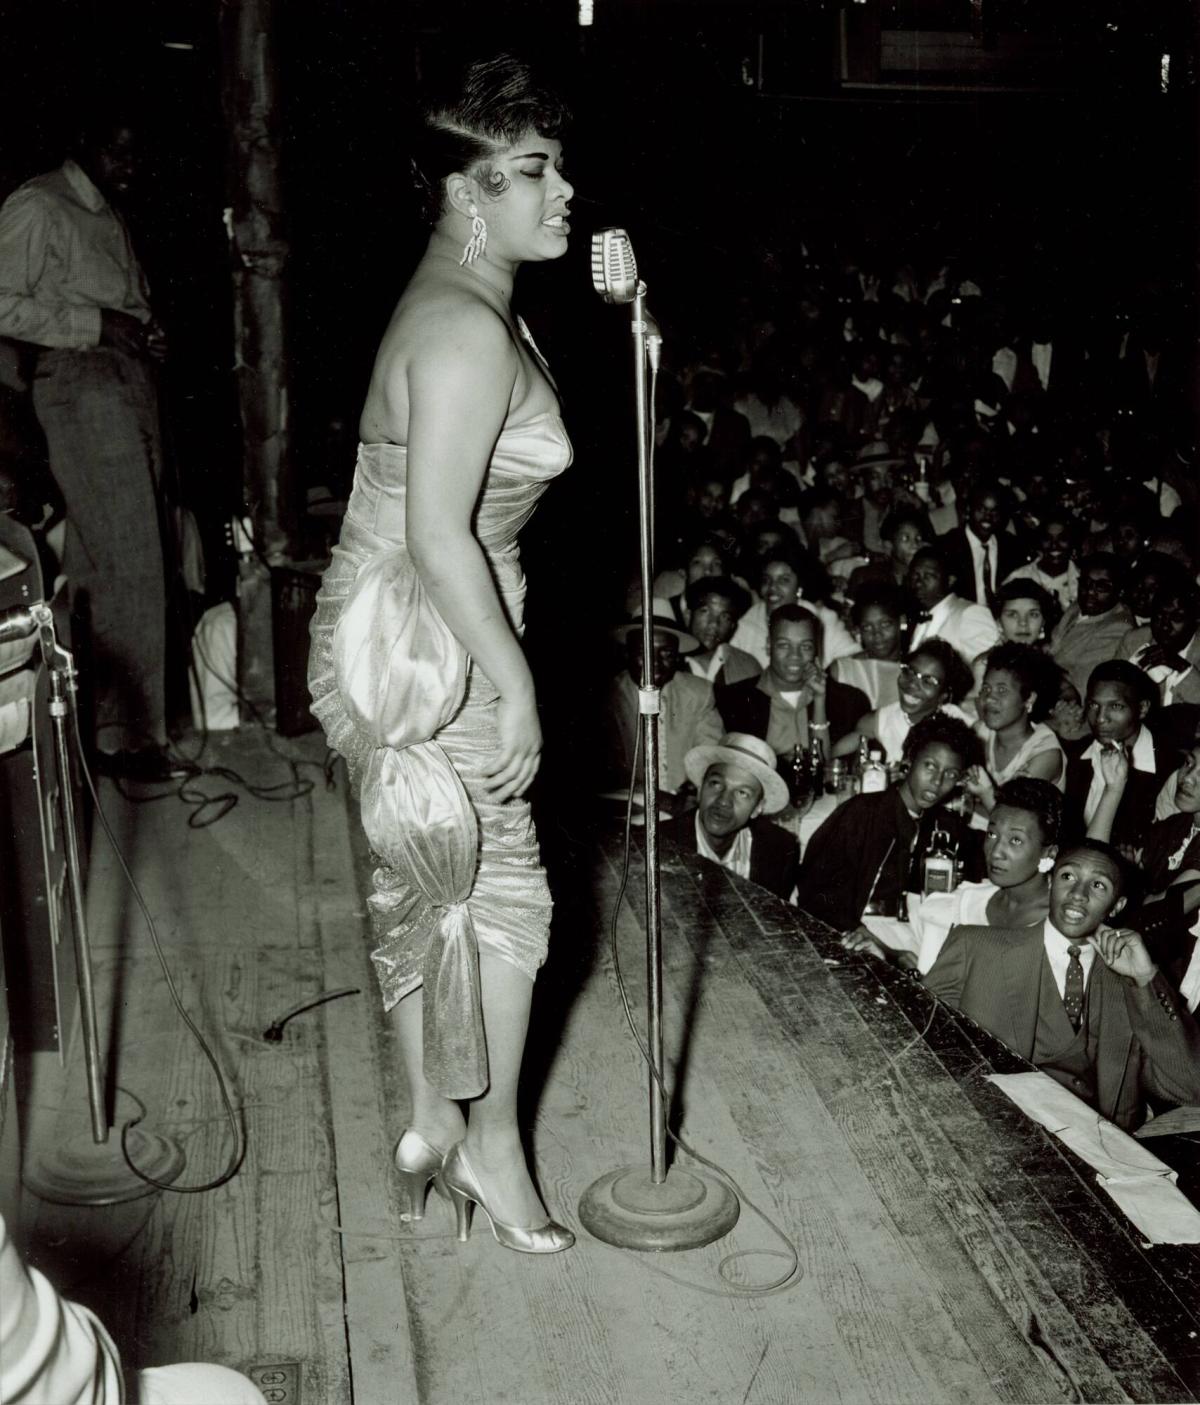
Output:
top-left (833, 637), bottom-right (974, 764)
top-left (965, 643), bottom-right (1066, 824)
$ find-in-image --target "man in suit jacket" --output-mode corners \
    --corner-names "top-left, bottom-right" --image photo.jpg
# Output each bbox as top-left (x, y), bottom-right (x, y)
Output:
top-left (662, 732), bottom-right (798, 901)
top-left (938, 482), bottom-right (1025, 610)
top-left (602, 603), bottom-right (724, 796)
top-left (906, 545), bottom-right (1001, 664)
top-left (1061, 660), bottom-right (1181, 849)
top-left (924, 840), bottom-right (1200, 1131)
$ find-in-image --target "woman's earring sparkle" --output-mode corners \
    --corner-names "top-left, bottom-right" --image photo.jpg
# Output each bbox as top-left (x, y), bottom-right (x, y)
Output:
top-left (460, 208), bottom-right (488, 267)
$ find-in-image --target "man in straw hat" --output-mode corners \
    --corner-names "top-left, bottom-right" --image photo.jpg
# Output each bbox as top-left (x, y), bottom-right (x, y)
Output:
top-left (662, 732), bottom-right (798, 900)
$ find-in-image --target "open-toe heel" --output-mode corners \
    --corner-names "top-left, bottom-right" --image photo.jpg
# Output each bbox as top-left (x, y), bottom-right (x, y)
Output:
top-left (438, 1142), bottom-right (574, 1255)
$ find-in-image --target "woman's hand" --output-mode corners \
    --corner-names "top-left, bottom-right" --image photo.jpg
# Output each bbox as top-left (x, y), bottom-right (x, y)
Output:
top-left (484, 692), bottom-right (542, 802)
top-left (1098, 744), bottom-right (1130, 791)
top-left (964, 764), bottom-right (995, 808)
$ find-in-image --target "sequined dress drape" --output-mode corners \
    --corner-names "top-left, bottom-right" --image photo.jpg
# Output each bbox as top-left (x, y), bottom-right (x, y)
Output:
top-left (308, 409), bottom-right (572, 1097)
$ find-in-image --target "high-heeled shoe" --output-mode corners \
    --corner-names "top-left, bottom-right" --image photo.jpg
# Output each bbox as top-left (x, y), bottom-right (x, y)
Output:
top-left (393, 1130), bottom-right (448, 1222)
top-left (439, 1142), bottom-right (574, 1254)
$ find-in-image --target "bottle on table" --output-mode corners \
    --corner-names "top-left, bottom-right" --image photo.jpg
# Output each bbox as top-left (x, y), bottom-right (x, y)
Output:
top-left (921, 823), bottom-right (959, 895)
top-left (809, 736), bottom-right (825, 797)
top-left (860, 742), bottom-right (889, 794)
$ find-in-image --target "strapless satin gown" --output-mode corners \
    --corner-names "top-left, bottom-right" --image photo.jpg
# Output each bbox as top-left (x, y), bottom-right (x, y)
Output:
top-left (308, 408), bottom-right (572, 1096)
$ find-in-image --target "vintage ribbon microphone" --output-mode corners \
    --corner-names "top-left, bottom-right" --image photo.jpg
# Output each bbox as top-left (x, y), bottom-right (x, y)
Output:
top-left (579, 229), bottom-right (738, 1250)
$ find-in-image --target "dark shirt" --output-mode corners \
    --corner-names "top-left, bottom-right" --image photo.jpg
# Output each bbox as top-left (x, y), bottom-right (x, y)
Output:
top-left (797, 788), bottom-right (982, 932)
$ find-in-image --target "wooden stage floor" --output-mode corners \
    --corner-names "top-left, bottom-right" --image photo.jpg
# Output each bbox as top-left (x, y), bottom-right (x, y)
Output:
top-left (11, 729), bottom-right (1200, 1404)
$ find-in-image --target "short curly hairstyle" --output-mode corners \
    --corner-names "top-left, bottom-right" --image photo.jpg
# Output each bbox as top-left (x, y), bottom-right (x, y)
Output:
top-left (981, 641), bottom-right (1061, 722)
top-left (906, 638), bottom-right (974, 703)
top-left (850, 581), bottom-right (908, 628)
top-left (992, 777), bottom-right (1063, 847)
top-left (411, 54), bottom-right (571, 224)
top-left (992, 578), bottom-right (1062, 638)
top-left (902, 711), bottom-right (981, 769)
top-left (684, 574), bottom-right (751, 619)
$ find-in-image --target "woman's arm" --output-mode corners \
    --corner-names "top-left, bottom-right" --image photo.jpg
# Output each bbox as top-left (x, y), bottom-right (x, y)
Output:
top-left (1023, 747), bottom-right (1064, 785)
top-left (404, 306), bottom-right (537, 801)
top-left (833, 707), bottom-right (879, 758)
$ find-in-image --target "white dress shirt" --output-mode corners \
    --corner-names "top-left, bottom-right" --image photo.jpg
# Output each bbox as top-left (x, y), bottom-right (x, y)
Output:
top-left (687, 644), bottom-right (729, 683)
top-left (1043, 918), bottom-right (1097, 1000)
top-left (1004, 559), bottom-right (1078, 611)
top-left (965, 526), bottom-right (998, 604)
top-left (1132, 634), bottom-right (1198, 706)
top-left (1082, 727), bottom-right (1157, 826)
top-left (695, 812), bottom-right (752, 880)
top-left (909, 593), bottom-right (1001, 664)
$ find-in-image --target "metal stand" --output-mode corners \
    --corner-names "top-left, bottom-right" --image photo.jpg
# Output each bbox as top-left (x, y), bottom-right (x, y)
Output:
top-left (579, 269), bottom-right (738, 1252)
top-left (11, 604), bottom-right (185, 1203)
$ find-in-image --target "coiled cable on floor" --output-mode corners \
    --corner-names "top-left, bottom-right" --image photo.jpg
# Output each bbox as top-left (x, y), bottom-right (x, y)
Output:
top-left (605, 728), bottom-right (802, 1296)
top-left (74, 709), bottom-right (247, 1192)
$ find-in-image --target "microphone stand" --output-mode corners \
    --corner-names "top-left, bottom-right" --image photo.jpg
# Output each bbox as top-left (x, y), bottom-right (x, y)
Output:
top-left (9, 603), bottom-right (186, 1204)
top-left (579, 280), bottom-right (739, 1252)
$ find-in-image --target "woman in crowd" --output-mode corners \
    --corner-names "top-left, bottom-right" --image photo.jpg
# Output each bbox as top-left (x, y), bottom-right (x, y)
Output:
top-left (830, 581), bottom-right (908, 710)
top-left (801, 711), bottom-right (982, 939)
top-left (730, 540), bottom-right (857, 668)
top-left (887, 778), bottom-right (1061, 971)
top-left (308, 54), bottom-right (575, 1254)
top-left (834, 637), bottom-right (974, 763)
top-left (991, 578), bottom-right (1060, 650)
top-left (651, 531), bottom-right (737, 626)
top-left (965, 642), bottom-right (1065, 820)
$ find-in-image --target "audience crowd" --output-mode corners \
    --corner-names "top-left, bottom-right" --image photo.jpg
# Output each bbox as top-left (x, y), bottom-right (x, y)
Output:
top-left (599, 246), bottom-right (1200, 1133)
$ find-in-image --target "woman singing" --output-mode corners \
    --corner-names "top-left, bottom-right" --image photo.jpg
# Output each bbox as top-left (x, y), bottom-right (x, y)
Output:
top-left (308, 55), bottom-right (575, 1254)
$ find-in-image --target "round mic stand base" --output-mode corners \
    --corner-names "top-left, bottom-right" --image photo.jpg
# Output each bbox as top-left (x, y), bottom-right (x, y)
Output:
top-left (24, 1128), bottom-right (186, 1206)
top-left (578, 1164), bottom-right (739, 1252)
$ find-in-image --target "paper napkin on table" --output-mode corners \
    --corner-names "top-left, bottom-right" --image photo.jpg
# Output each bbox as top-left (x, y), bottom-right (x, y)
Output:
top-left (986, 1071), bottom-right (1200, 1245)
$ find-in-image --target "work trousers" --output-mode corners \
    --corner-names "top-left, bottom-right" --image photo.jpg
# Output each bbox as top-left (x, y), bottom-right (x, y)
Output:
top-left (32, 347), bottom-right (167, 750)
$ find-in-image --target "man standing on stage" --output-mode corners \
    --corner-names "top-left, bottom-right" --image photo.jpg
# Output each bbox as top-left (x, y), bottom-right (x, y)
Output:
top-left (0, 115), bottom-right (185, 781)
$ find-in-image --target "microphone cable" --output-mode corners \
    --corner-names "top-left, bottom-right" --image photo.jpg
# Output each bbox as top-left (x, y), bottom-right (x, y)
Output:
top-left (604, 725), bottom-right (803, 1297)
top-left (71, 705), bottom-right (247, 1193)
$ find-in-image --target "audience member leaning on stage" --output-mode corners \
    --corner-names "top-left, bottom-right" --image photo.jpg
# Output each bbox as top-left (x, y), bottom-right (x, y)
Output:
top-left (923, 840), bottom-right (1200, 1132)
top-left (905, 778), bottom-right (1061, 974)
top-left (662, 732), bottom-right (799, 901)
top-left (798, 711), bottom-right (983, 940)
top-left (601, 600), bottom-right (723, 798)
top-left (716, 602), bottom-right (869, 765)
top-left (0, 1212), bottom-right (266, 1403)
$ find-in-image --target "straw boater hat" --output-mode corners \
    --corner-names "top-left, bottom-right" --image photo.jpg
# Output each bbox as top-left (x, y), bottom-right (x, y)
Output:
top-left (684, 732), bottom-right (790, 816)
top-left (613, 596), bottom-right (699, 653)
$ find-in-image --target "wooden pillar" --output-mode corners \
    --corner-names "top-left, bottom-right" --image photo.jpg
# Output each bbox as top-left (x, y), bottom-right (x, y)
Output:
top-left (219, 0), bottom-right (297, 715)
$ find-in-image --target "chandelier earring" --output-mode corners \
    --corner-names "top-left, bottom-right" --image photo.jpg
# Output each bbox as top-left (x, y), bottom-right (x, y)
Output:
top-left (460, 205), bottom-right (488, 267)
